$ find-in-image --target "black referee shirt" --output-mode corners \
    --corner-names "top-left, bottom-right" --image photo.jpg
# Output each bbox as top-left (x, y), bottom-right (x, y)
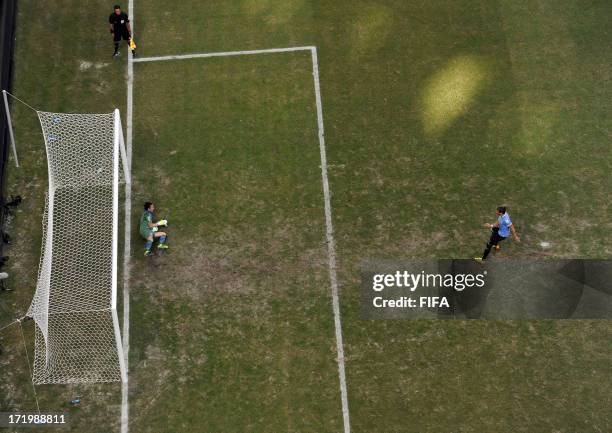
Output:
top-left (109, 12), bottom-right (130, 32)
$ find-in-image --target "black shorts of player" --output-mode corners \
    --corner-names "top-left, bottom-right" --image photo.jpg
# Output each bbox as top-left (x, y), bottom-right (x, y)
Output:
top-left (113, 29), bottom-right (130, 42)
top-left (489, 227), bottom-right (507, 246)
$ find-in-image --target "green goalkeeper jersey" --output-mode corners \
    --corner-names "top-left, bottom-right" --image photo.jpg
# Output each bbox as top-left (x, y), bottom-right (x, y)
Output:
top-left (139, 210), bottom-right (154, 238)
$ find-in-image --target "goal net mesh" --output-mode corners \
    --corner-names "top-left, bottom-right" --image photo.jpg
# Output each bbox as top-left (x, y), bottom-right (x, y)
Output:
top-left (27, 111), bottom-right (126, 384)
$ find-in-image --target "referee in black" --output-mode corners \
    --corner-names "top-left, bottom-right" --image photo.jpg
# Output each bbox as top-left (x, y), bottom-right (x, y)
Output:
top-left (109, 5), bottom-right (135, 58)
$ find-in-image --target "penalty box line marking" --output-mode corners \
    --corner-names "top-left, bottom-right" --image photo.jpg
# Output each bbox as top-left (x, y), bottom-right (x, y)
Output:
top-left (133, 45), bottom-right (351, 433)
top-left (310, 47), bottom-right (351, 433)
top-left (132, 46), bottom-right (315, 63)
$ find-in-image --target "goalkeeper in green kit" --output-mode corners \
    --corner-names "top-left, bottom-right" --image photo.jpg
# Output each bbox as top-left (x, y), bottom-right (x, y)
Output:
top-left (140, 202), bottom-right (169, 256)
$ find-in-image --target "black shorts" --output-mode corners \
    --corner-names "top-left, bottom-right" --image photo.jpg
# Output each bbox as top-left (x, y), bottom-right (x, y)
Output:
top-left (489, 227), bottom-right (507, 245)
top-left (113, 29), bottom-right (130, 42)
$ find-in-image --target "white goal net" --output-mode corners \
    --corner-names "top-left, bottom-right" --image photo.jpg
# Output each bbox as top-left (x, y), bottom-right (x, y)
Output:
top-left (26, 110), bottom-right (129, 384)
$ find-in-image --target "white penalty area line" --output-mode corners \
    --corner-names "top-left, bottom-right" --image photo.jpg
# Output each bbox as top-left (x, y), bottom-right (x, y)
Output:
top-left (131, 45), bottom-right (351, 433)
top-left (308, 47), bottom-right (351, 433)
top-left (131, 45), bottom-right (315, 63)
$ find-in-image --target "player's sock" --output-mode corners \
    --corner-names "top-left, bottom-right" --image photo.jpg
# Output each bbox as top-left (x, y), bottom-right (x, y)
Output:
top-left (144, 239), bottom-right (153, 256)
top-left (113, 43), bottom-right (119, 56)
top-left (157, 236), bottom-right (168, 249)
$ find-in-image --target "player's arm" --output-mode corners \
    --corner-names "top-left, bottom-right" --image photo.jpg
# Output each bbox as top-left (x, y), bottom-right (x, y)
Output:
top-left (484, 220), bottom-right (500, 228)
top-left (509, 224), bottom-right (520, 241)
top-left (146, 214), bottom-right (157, 229)
top-left (109, 16), bottom-right (114, 33)
top-left (148, 219), bottom-right (167, 228)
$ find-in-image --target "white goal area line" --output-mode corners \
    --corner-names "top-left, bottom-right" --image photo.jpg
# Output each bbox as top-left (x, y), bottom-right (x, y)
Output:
top-left (129, 45), bottom-right (351, 433)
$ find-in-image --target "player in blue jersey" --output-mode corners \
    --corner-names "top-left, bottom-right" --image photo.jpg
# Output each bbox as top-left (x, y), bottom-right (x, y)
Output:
top-left (475, 206), bottom-right (520, 262)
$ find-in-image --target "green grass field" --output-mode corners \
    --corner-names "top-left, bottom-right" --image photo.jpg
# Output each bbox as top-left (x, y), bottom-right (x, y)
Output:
top-left (1, 0), bottom-right (611, 432)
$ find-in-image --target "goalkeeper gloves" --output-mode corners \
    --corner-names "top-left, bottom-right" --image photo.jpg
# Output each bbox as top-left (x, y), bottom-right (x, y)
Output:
top-left (151, 226), bottom-right (158, 233)
top-left (157, 219), bottom-right (168, 227)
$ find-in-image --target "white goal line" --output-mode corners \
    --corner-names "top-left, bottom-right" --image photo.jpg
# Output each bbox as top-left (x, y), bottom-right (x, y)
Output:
top-left (129, 45), bottom-right (351, 433)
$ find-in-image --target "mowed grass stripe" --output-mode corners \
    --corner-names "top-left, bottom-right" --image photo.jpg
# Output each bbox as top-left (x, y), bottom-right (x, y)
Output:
top-left (128, 53), bottom-right (343, 432)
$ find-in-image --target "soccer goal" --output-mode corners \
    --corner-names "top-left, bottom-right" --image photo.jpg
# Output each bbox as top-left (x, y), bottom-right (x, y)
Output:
top-left (22, 109), bottom-right (130, 384)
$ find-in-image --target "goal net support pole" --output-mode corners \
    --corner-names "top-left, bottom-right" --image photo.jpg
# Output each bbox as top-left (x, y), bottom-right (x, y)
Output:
top-left (2, 89), bottom-right (19, 167)
top-left (116, 109), bottom-right (131, 186)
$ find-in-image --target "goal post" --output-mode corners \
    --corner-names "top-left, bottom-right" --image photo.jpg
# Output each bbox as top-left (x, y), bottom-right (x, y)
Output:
top-left (25, 109), bottom-right (129, 384)
top-left (112, 109), bottom-right (128, 384)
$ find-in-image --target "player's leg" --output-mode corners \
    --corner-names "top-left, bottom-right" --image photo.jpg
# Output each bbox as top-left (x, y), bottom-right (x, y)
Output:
top-left (113, 32), bottom-right (121, 57)
top-left (481, 240), bottom-right (494, 261)
top-left (484, 231), bottom-right (505, 260)
top-left (154, 231), bottom-right (168, 249)
top-left (494, 234), bottom-right (507, 253)
top-left (489, 227), bottom-right (502, 253)
top-left (477, 229), bottom-right (500, 261)
top-left (144, 234), bottom-right (154, 256)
